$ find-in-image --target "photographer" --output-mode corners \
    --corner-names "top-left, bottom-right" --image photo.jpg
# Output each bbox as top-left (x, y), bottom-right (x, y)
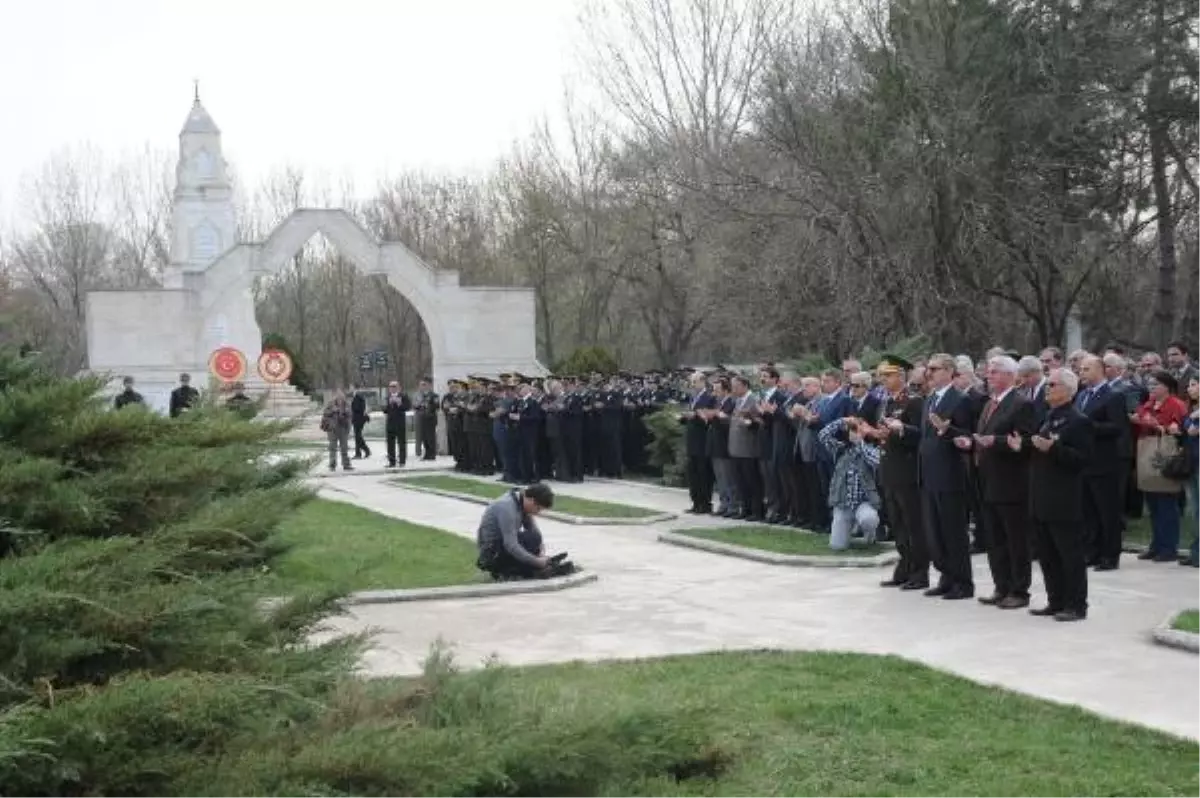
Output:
top-left (817, 415), bottom-right (883, 551)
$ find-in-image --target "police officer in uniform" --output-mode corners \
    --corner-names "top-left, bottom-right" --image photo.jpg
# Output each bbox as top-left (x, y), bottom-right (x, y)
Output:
top-left (443, 379), bottom-right (466, 470)
top-left (598, 375), bottom-right (625, 478)
top-left (464, 377), bottom-right (490, 475)
top-left (412, 378), bottom-right (439, 461)
top-left (561, 376), bottom-right (585, 481)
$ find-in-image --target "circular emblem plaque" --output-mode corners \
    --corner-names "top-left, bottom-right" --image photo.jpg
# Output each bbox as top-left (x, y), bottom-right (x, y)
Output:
top-left (208, 347), bottom-right (247, 383)
top-left (257, 349), bottom-right (293, 384)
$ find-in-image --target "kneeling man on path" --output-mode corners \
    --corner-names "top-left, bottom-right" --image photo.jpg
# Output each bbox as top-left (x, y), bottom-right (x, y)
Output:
top-left (476, 483), bottom-right (577, 580)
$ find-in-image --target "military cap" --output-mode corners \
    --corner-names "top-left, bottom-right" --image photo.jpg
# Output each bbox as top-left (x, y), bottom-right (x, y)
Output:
top-left (876, 354), bottom-right (914, 375)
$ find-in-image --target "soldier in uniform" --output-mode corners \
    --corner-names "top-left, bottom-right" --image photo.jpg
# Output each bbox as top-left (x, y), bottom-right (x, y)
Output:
top-left (516, 378), bottom-right (544, 482)
top-left (412, 377), bottom-right (439, 461)
top-left (542, 378), bottom-right (564, 479)
top-left (598, 375), bottom-right (625, 478)
top-left (464, 377), bottom-right (489, 475)
top-left (443, 379), bottom-right (466, 471)
top-left (533, 378), bottom-right (555, 479)
top-left (871, 354), bottom-right (929, 590)
top-left (560, 376), bottom-right (585, 481)
top-left (493, 376), bottom-right (517, 481)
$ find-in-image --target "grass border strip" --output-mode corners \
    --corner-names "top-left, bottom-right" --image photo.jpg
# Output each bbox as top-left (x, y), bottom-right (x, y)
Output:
top-left (1121, 543), bottom-right (1191, 556)
top-left (343, 570), bottom-right (599, 605)
top-left (391, 480), bottom-right (677, 525)
top-left (657, 530), bottom-right (899, 568)
top-left (1151, 610), bottom-right (1200, 654)
top-left (310, 462), bottom-right (455, 479)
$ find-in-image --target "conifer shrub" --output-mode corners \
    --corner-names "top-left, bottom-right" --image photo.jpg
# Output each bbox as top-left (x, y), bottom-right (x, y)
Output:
top-left (0, 350), bottom-right (728, 797)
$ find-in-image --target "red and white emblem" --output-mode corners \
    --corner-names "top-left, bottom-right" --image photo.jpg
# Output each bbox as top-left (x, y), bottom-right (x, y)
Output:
top-left (257, 349), bottom-right (293, 384)
top-left (208, 347), bottom-right (247, 383)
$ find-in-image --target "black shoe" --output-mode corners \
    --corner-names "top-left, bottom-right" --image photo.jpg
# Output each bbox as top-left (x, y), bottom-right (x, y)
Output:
top-left (1054, 609), bottom-right (1086, 622)
top-left (900, 580), bottom-right (929, 591)
top-left (1153, 553), bottom-right (1176, 563)
top-left (342, 464), bottom-right (354, 471)
top-left (697, 506), bottom-right (713, 515)
top-left (684, 507), bottom-right (701, 515)
top-left (1136, 550), bottom-right (1156, 560)
top-left (1179, 556), bottom-right (1199, 567)
top-left (880, 578), bottom-right (906, 587)
top-left (977, 593), bottom-right (1004, 606)
top-left (923, 585), bottom-right (950, 597)
top-left (1029, 606), bottom-right (1061, 617)
top-left (942, 587), bottom-right (974, 600)
top-left (352, 455), bottom-right (362, 460)
top-left (746, 515), bottom-right (764, 523)
top-left (1092, 560), bottom-right (1119, 571)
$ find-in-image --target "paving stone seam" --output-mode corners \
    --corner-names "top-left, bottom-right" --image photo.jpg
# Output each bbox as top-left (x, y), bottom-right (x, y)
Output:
top-left (658, 531), bottom-right (898, 568)
top-left (388, 480), bottom-right (676, 525)
top-left (260, 572), bottom-right (599, 613)
top-left (1152, 610), bottom-right (1200, 654)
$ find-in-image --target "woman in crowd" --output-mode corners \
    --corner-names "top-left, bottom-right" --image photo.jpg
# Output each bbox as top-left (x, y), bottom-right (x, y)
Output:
top-left (1131, 371), bottom-right (1187, 561)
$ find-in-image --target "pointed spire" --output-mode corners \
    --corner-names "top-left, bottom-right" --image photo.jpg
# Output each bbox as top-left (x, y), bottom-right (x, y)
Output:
top-left (180, 82), bottom-right (219, 136)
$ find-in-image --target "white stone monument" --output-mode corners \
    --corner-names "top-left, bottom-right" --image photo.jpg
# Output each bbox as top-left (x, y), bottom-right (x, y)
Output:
top-left (86, 92), bottom-right (543, 413)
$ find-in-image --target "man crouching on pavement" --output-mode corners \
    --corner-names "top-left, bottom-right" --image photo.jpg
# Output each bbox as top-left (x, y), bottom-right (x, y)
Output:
top-left (476, 482), bottom-right (577, 580)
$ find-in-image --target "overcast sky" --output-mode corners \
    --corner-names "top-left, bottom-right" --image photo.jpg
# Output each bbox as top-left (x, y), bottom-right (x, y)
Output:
top-left (0, 0), bottom-right (589, 222)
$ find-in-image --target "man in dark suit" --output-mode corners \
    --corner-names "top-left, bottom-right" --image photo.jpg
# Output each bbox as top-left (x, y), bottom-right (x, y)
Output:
top-left (1020, 368), bottom-right (1094, 622)
top-left (874, 355), bottom-right (929, 589)
top-left (383, 381), bottom-right (412, 468)
top-left (350, 385), bottom-right (371, 459)
top-left (953, 356), bottom-right (1036, 608)
top-left (918, 353), bottom-right (977, 600)
top-left (680, 372), bottom-right (717, 514)
top-left (169, 373), bottom-right (200, 418)
top-left (1076, 355), bottom-right (1132, 570)
top-left (756, 367), bottom-right (784, 522)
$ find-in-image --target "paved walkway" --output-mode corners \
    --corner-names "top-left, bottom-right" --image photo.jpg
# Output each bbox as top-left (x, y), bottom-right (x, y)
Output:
top-left (313, 473), bottom-right (1200, 740)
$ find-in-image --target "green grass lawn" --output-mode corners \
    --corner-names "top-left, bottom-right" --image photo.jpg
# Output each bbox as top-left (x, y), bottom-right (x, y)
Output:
top-left (1172, 610), bottom-right (1199, 634)
top-left (396, 474), bottom-right (661, 519)
top-left (675, 525), bottom-right (884, 557)
top-left (193, 649), bottom-right (1200, 796)
top-left (268, 498), bottom-right (481, 592)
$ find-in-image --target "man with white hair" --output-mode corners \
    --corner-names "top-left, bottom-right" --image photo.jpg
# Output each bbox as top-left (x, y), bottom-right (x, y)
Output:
top-left (1012, 367), bottom-right (1094, 621)
top-left (952, 356), bottom-right (1036, 609)
top-left (1017, 356), bottom-right (1048, 425)
top-left (680, 371), bottom-right (718, 514)
top-left (1076, 354), bottom-right (1131, 570)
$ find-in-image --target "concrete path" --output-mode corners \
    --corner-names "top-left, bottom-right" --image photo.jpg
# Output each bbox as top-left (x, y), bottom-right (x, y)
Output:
top-left (312, 473), bottom-right (1200, 740)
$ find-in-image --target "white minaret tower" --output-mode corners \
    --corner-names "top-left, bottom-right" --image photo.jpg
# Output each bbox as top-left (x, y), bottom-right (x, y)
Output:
top-left (164, 82), bottom-right (236, 289)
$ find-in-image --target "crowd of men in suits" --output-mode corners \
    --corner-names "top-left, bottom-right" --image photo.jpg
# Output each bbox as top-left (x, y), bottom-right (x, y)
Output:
top-left (673, 341), bottom-right (1198, 624)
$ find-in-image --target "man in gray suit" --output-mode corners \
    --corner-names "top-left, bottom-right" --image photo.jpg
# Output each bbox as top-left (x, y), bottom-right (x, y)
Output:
top-left (728, 375), bottom-right (764, 521)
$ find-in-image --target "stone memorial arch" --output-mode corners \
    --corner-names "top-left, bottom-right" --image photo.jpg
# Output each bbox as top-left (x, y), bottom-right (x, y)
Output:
top-left (86, 93), bottom-right (542, 413)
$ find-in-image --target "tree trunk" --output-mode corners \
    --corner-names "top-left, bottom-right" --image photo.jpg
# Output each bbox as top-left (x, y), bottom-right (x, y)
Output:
top-left (1147, 0), bottom-right (1178, 351)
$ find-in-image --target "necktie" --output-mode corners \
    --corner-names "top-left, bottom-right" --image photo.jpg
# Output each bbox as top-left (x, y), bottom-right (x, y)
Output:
top-left (975, 398), bottom-right (999, 466)
top-left (1077, 388), bottom-right (1091, 410)
top-left (981, 398), bottom-right (999, 427)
